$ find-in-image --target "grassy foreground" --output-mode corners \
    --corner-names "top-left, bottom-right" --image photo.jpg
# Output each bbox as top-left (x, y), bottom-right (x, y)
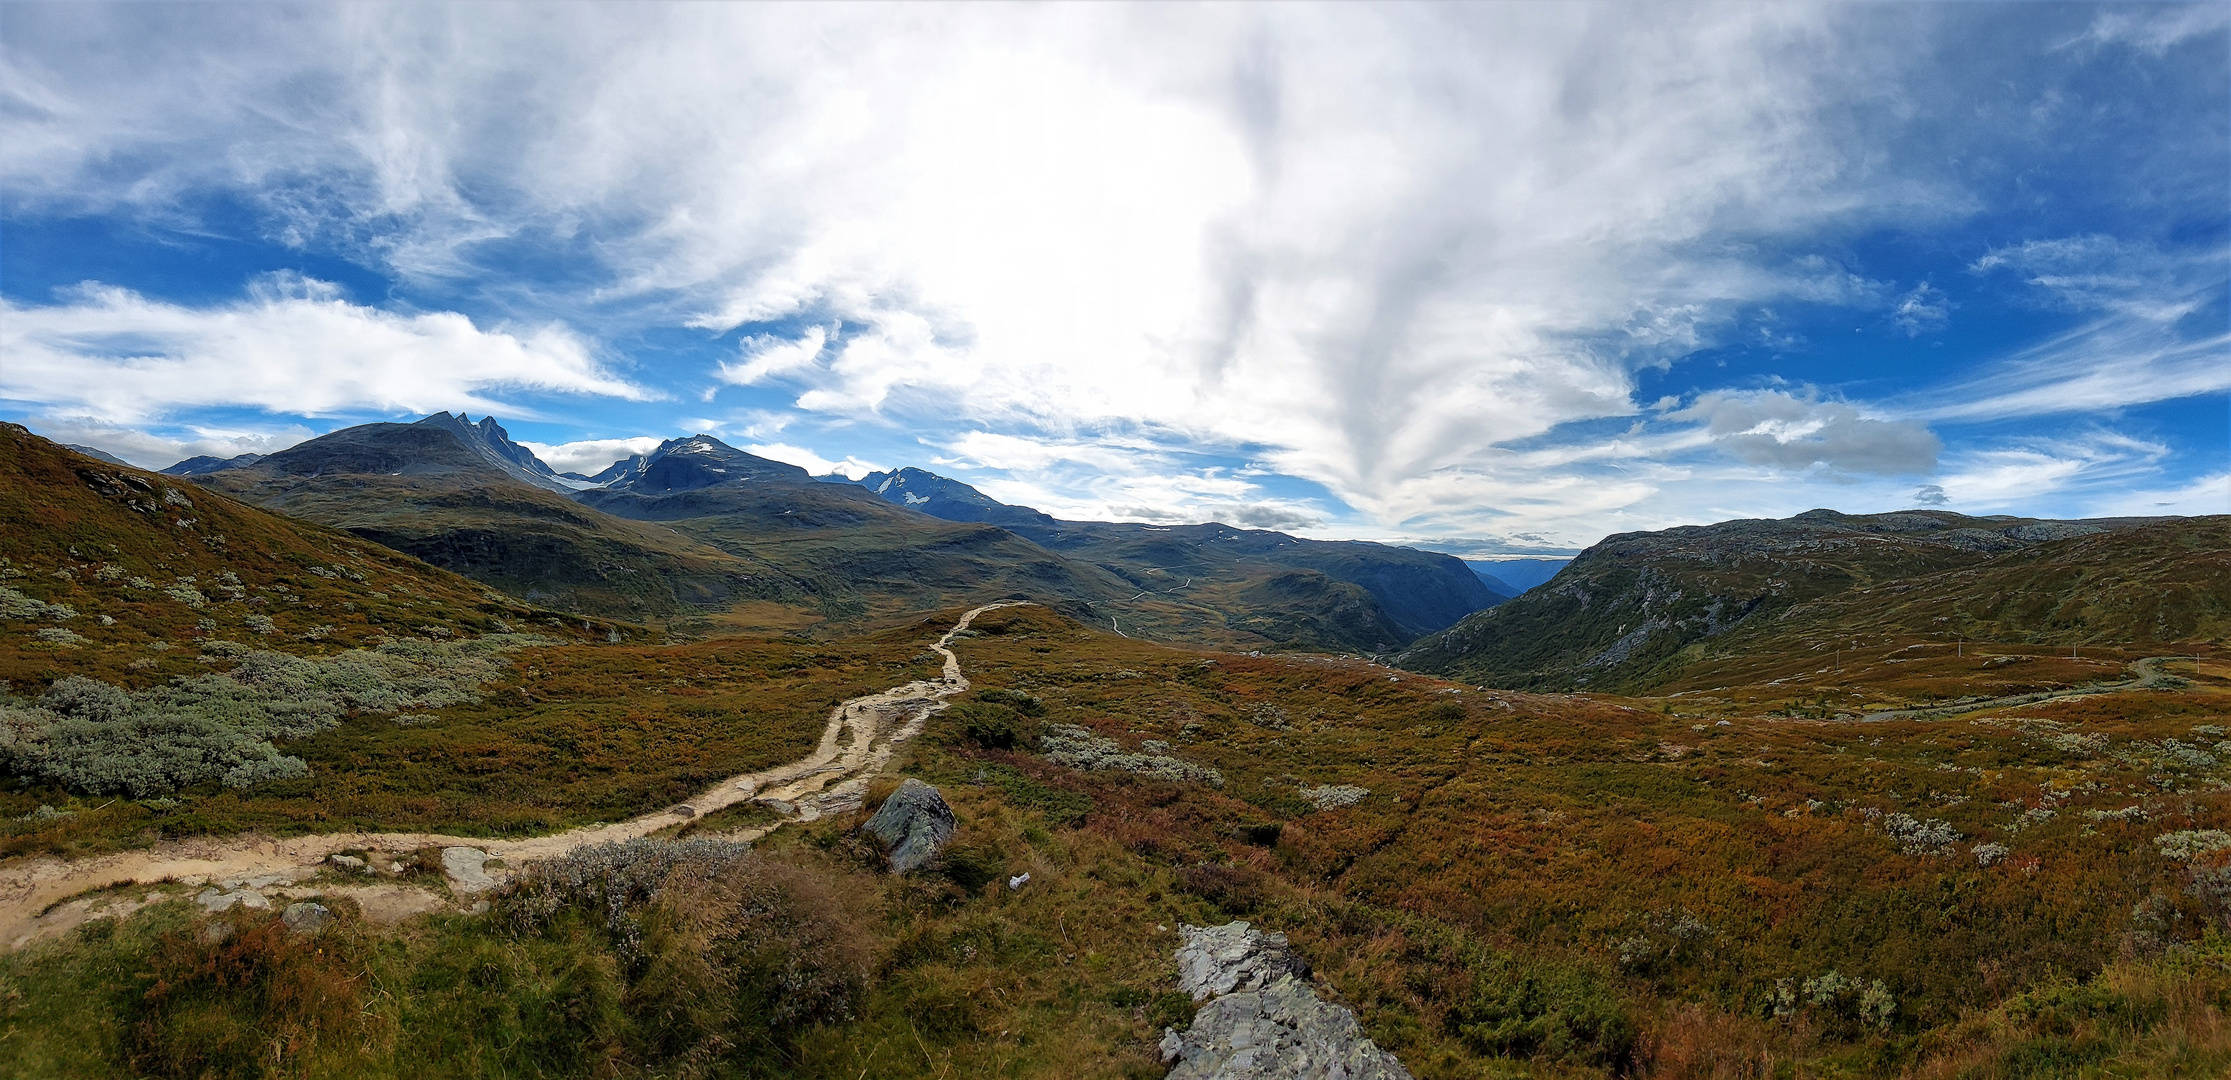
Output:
top-left (3, 606), bottom-right (2230, 1078)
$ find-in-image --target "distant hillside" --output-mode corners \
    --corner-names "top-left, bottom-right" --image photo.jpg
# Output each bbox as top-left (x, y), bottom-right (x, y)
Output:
top-left (0, 425), bottom-right (604, 686)
top-left (195, 417), bottom-right (776, 621)
top-left (828, 466), bottom-right (1499, 642)
top-left (1399, 508), bottom-right (2215, 692)
top-left (60, 444), bottom-right (132, 467)
top-left (160, 453), bottom-right (264, 476)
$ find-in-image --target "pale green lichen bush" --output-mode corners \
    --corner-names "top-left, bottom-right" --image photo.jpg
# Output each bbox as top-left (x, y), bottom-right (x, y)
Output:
top-left (1041, 722), bottom-right (1223, 787)
top-left (0, 636), bottom-right (536, 797)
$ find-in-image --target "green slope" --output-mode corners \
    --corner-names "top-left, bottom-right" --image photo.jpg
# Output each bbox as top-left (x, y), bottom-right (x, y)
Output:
top-left (1398, 508), bottom-right (2217, 692)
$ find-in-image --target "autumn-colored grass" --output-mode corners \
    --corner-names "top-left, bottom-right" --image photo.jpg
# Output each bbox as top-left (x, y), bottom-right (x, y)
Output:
top-left (4, 604), bottom-right (2229, 1077)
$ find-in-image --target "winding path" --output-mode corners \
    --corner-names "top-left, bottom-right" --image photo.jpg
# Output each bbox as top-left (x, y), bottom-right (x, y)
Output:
top-left (1857, 654), bottom-right (2195, 722)
top-left (0, 601), bottom-right (1035, 949)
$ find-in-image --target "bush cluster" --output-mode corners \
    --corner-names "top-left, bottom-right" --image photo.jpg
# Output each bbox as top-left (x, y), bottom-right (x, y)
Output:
top-left (501, 839), bottom-right (874, 1072)
top-left (0, 636), bottom-right (525, 797)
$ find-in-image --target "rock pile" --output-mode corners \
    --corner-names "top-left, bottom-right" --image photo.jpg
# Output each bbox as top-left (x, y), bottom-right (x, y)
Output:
top-left (860, 778), bottom-right (955, 874)
top-left (1160, 921), bottom-right (1412, 1080)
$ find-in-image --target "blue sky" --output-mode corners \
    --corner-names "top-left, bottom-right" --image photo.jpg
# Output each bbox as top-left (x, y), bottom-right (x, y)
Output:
top-left (2, 2), bottom-right (2224, 553)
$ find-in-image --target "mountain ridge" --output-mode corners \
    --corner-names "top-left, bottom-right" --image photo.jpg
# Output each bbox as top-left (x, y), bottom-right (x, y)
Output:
top-left (1398, 506), bottom-right (2223, 692)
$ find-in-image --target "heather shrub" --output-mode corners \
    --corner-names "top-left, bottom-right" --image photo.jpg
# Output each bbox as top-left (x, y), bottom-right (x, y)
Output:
top-left (122, 910), bottom-right (373, 1079)
top-left (1448, 949), bottom-right (1636, 1067)
top-left (502, 839), bottom-right (873, 1071)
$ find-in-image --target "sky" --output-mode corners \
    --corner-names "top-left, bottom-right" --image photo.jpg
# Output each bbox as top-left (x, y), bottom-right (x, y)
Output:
top-left (2, 2), bottom-right (2225, 555)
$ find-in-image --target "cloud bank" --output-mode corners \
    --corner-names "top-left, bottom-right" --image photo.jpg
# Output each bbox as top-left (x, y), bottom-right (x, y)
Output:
top-left (1, 3), bottom-right (2222, 543)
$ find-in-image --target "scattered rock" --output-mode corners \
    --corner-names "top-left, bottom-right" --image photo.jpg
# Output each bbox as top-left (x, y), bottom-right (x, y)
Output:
top-left (196, 887), bottom-right (270, 913)
top-left (1162, 922), bottom-right (1411, 1080)
top-left (328, 854), bottom-right (369, 873)
top-left (441, 846), bottom-right (498, 896)
top-left (1176, 921), bottom-right (1311, 1000)
top-left (860, 778), bottom-right (955, 874)
top-left (669, 804), bottom-right (696, 818)
top-left (281, 902), bottom-right (334, 935)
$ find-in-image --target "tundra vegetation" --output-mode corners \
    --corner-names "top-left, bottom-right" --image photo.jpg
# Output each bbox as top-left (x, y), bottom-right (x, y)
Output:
top-left (2, 603), bottom-right (2228, 1078)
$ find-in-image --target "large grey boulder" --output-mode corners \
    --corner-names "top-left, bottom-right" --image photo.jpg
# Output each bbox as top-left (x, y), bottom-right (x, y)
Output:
top-left (860, 778), bottom-right (955, 874)
top-left (1178, 921), bottom-right (1311, 1000)
top-left (1161, 922), bottom-right (1412, 1080)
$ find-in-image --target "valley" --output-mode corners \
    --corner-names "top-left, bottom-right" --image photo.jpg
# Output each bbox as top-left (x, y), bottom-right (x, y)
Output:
top-left (1, 427), bottom-right (2226, 1079)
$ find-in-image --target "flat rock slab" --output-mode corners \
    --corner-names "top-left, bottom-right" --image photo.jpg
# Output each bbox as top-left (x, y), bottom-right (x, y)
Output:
top-left (860, 778), bottom-right (955, 874)
top-left (441, 847), bottom-right (498, 897)
top-left (196, 887), bottom-right (270, 913)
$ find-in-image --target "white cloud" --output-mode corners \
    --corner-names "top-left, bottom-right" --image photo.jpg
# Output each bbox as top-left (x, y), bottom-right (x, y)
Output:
top-left (1675, 390), bottom-right (1940, 476)
top-left (715, 325), bottom-right (830, 386)
top-left (516, 436), bottom-right (664, 476)
top-left (1890, 282), bottom-right (1951, 336)
top-left (743, 442), bottom-right (884, 480)
top-left (2060, 6), bottom-right (2231, 55)
top-left (0, 5), bottom-right (1970, 523)
top-left (1928, 431), bottom-right (2174, 512)
top-left (2079, 471), bottom-right (2230, 518)
top-left (0, 279), bottom-right (650, 424)
top-left (21, 416), bottom-right (315, 471)
top-left (1, 6), bottom-right (2217, 542)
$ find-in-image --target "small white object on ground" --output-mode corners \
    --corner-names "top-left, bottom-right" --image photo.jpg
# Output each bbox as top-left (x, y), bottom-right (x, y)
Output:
top-left (1008, 873), bottom-right (1030, 890)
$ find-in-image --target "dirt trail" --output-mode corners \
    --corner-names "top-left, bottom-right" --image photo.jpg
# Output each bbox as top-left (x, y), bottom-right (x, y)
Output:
top-left (1858, 655), bottom-right (2194, 722)
top-left (0, 601), bottom-right (1034, 949)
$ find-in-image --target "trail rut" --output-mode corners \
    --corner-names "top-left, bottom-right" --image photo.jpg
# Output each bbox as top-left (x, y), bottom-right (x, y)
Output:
top-left (0, 601), bottom-right (1034, 949)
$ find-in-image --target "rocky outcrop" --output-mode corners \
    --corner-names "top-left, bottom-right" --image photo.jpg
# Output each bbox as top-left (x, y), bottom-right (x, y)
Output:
top-left (1176, 921), bottom-right (1312, 999)
top-left (1160, 922), bottom-right (1412, 1080)
top-left (860, 778), bottom-right (955, 874)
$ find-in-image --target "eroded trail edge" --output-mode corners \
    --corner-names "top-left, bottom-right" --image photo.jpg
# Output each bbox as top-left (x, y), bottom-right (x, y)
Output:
top-left (0, 601), bottom-right (1036, 949)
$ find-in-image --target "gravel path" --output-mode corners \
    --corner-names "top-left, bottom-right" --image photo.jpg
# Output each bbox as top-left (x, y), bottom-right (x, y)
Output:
top-left (1857, 654), bottom-right (2194, 722)
top-left (0, 601), bottom-right (1033, 949)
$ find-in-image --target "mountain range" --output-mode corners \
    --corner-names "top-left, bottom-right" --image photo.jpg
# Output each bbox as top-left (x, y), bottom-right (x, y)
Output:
top-left (137, 415), bottom-right (1500, 653)
top-left (46, 417), bottom-right (2227, 676)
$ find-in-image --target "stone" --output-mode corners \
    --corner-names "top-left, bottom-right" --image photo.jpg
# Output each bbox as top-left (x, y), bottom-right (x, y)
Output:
top-left (281, 902), bottom-right (335, 935)
top-left (1176, 922), bottom-right (1311, 1001)
top-left (329, 854), bottom-right (369, 873)
top-left (441, 846), bottom-right (497, 896)
top-left (1161, 921), bottom-right (1411, 1080)
top-left (859, 778), bottom-right (956, 874)
top-left (237, 891), bottom-right (271, 910)
top-left (1008, 872), bottom-right (1030, 890)
top-left (1162, 975), bottom-right (1413, 1080)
